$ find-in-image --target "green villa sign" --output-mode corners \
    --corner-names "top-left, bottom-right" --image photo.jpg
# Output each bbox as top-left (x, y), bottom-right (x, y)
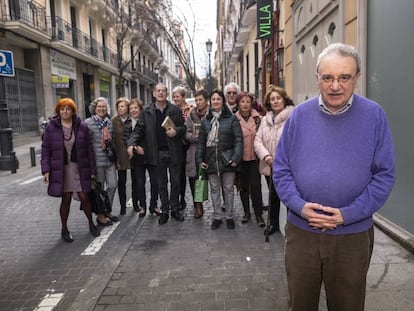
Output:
top-left (257, 0), bottom-right (273, 40)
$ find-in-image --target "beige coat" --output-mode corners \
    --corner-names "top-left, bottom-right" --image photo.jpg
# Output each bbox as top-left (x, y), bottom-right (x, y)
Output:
top-left (254, 106), bottom-right (294, 176)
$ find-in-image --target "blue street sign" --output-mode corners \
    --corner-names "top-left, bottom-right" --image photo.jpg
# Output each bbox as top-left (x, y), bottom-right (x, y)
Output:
top-left (0, 50), bottom-right (15, 77)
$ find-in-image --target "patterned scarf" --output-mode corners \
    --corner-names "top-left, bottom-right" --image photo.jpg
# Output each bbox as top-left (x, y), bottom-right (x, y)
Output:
top-left (93, 115), bottom-right (107, 129)
top-left (93, 115), bottom-right (111, 149)
top-left (206, 110), bottom-right (222, 147)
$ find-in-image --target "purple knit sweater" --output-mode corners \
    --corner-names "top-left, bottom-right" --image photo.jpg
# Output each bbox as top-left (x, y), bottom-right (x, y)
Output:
top-left (273, 94), bottom-right (395, 234)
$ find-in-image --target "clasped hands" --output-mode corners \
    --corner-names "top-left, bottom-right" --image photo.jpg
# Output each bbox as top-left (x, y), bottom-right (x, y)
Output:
top-left (127, 146), bottom-right (144, 158)
top-left (200, 159), bottom-right (237, 169)
top-left (301, 202), bottom-right (344, 232)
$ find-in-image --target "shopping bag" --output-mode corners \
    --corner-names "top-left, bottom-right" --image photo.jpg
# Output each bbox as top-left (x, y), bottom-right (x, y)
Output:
top-left (194, 166), bottom-right (208, 202)
top-left (90, 180), bottom-right (112, 215)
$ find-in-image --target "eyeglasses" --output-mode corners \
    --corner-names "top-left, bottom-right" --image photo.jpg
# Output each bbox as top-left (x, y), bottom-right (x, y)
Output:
top-left (318, 73), bottom-right (358, 85)
top-left (227, 91), bottom-right (237, 95)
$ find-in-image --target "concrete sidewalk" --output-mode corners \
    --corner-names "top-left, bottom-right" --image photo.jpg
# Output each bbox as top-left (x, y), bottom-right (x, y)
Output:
top-left (0, 133), bottom-right (42, 178)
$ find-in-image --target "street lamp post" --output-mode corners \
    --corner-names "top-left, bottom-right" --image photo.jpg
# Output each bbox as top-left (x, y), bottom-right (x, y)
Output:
top-left (205, 39), bottom-right (213, 94)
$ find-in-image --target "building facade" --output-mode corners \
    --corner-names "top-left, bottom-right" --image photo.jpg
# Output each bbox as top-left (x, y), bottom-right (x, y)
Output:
top-left (0, 0), bottom-right (182, 134)
top-left (216, 0), bottom-right (414, 235)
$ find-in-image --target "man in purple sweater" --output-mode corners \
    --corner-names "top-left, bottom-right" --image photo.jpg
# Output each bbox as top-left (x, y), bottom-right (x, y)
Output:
top-left (273, 43), bottom-right (395, 311)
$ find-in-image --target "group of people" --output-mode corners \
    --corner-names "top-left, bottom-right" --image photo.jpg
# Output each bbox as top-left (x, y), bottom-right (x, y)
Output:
top-left (194, 85), bottom-right (295, 232)
top-left (41, 43), bottom-right (395, 311)
top-left (40, 79), bottom-right (293, 239)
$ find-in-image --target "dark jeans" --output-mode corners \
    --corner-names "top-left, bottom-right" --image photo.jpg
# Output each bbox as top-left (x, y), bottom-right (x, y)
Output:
top-left (265, 175), bottom-right (281, 228)
top-left (158, 151), bottom-right (181, 213)
top-left (285, 223), bottom-right (374, 311)
top-left (132, 164), bottom-right (159, 209)
top-left (239, 160), bottom-right (263, 216)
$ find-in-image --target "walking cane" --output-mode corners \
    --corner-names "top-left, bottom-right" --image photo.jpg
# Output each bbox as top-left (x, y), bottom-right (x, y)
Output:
top-left (265, 198), bottom-right (270, 242)
top-left (265, 168), bottom-right (272, 242)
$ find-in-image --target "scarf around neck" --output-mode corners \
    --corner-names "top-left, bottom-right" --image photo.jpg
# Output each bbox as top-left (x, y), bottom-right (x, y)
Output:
top-left (206, 110), bottom-right (222, 147)
top-left (93, 115), bottom-right (111, 149)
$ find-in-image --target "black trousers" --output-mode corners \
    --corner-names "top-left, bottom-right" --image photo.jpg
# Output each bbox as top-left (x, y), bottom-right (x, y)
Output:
top-left (239, 160), bottom-right (263, 216)
top-left (265, 175), bottom-right (280, 228)
top-left (158, 151), bottom-right (181, 213)
top-left (179, 144), bottom-right (189, 204)
top-left (117, 169), bottom-right (131, 209)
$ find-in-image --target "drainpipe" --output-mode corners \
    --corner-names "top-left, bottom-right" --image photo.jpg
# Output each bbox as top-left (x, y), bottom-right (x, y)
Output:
top-left (273, 0), bottom-right (281, 86)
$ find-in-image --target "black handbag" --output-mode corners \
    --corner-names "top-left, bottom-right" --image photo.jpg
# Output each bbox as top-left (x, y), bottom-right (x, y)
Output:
top-left (90, 180), bottom-right (112, 215)
top-left (104, 140), bottom-right (117, 163)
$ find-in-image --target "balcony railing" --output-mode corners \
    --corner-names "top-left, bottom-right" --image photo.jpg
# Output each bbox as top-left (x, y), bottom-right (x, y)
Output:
top-left (135, 62), bottom-right (158, 82)
top-left (97, 0), bottom-right (119, 13)
top-left (49, 16), bottom-right (118, 67)
top-left (143, 31), bottom-right (159, 53)
top-left (0, 0), bottom-right (48, 33)
top-left (1, 1), bottom-right (161, 81)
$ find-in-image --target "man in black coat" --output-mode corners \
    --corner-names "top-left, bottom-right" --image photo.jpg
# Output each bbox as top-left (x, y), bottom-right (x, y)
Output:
top-left (127, 83), bottom-right (186, 224)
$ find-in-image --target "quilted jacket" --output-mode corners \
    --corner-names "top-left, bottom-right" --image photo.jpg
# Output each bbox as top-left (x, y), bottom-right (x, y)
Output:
top-left (41, 115), bottom-right (96, 197)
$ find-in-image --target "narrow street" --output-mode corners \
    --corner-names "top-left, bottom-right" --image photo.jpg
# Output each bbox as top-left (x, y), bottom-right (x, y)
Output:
top-left (0, 141), bottom-right (413, 311)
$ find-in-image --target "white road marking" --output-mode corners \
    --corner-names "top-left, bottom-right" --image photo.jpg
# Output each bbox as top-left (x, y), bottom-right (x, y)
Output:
top-left (19, 175), bottom-right (43, 185)
top-left (33, 292), bottom-right (64, 310)
top-left (149, 278), bottom-right (160, 287)
top-left (126, 198), bottom-right (133, 207)
top-left (81, 222), bottom-right (120, 256)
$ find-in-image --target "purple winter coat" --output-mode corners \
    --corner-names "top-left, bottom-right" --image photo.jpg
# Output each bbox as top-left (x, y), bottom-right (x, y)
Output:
top-left (41, 115), bottom-right (96, 197)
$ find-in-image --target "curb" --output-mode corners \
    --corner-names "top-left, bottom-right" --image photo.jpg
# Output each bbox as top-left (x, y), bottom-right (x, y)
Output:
top-left (374, 213), bottom-right (414, 253)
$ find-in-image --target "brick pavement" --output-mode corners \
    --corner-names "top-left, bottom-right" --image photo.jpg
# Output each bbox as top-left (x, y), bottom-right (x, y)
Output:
top-left (87, 195), bottom-right (414, 311)
top-left (1, 135), bottom-right (414, 310)
top-left (0, 163), bottom-right (142, 311)
top-left (91, 204), bottom-right (288, 311)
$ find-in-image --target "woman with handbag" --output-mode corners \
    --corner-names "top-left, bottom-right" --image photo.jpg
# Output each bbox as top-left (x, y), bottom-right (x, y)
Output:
top-left (111, 97), bottom-right (131, 215)
top-left (196, 89), bottom-right (243, 230)
top-left (185, 89), bottom-right (209, 218)
top-left (254, 85), bottom-right (295, 236)
top-left (41, 98), bottom-right (100, 242)
top-left (85, 97), bottom-right (119, 226)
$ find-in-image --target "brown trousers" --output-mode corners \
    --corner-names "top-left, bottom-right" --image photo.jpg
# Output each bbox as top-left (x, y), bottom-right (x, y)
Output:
top-left (284, 222), bottom-right (374, 311)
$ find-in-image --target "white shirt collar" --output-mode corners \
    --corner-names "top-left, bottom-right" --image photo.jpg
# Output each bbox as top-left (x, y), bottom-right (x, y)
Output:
top-left (318, 94), bottom-right (354, 115)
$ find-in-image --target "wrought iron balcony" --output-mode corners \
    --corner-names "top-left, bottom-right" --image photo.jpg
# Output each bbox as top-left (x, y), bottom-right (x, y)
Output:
top-left (49, 16), bottom-right (118, 67)
top-left (0, 0), bottom-right (48, 33)
top-left (134, 61), bottom-right (158, 83)
top-left (143, 31), bottom-right (159, 54)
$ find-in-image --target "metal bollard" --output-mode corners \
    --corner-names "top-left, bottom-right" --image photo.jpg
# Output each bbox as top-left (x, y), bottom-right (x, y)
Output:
top-left (10, 151), bottom-right (17, 174)
top-left (30, 146), bottom-right (36, 167)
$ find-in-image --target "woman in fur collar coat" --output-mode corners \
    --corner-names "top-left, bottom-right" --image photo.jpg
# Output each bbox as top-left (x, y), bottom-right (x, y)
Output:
top-left (254, 86), bottom-right (295, 236)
